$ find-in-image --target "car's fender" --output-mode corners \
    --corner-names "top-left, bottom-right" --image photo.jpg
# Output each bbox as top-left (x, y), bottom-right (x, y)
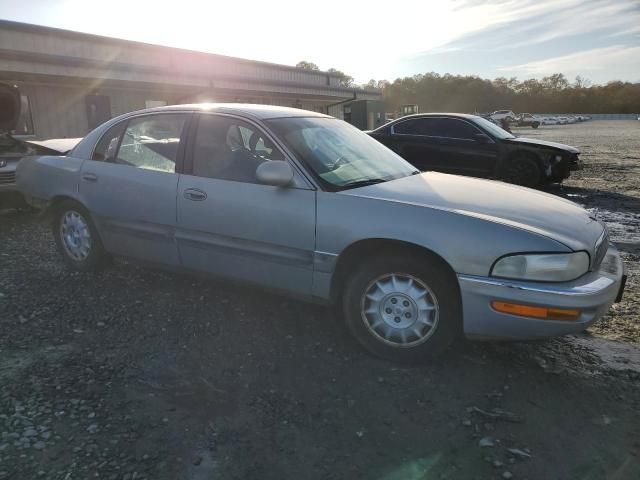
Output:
top-left (16, 155), bottom-right (85, 207)
top-left (311, 191), bottom-right (570, 299)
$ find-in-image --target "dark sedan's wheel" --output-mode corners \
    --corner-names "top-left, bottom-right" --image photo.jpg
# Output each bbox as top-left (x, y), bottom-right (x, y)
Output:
top-left (52, 201), bottom-right (110, 271)
top-left (342, 253), bottom-right (460, 363)
top-left (502, 155), bottom-right (542, 188)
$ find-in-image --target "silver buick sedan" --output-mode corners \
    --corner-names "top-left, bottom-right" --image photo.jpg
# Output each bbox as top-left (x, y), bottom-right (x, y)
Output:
top-left (16, 104), bottom-right (626, 362)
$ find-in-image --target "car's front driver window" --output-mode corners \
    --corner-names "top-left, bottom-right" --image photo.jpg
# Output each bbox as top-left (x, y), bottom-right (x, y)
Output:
top-left (115, 114), bottom-right (188, 173)
top-left (191, 115), bottom-right (284, 184)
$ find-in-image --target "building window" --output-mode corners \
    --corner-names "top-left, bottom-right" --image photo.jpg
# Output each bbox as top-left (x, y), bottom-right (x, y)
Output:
top-left (145, 100), bottom-right (168, 108)
top-left (86, 95), bottom-right (112, 130)
top-left (14, 95), bottom-right (34, 135)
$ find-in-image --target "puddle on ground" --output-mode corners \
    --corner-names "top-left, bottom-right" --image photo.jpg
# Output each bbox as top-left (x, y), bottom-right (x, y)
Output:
top-left (586, 207), bottom-right (640, 245)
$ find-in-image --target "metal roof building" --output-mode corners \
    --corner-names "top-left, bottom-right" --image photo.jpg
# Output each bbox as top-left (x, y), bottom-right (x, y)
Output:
top-left (0, 20), bottom-right (381, 139)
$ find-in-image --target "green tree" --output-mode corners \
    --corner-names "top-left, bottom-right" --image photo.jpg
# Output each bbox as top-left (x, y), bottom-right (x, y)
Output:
top-left (377, 71), bottom-right (639, 115)
top-left (327, 68), bottom-right (354, 87)
top-left (295, 61), bottom-right (320, 70)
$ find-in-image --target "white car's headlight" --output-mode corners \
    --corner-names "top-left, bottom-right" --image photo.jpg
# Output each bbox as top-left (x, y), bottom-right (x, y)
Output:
top-left (491, 252), bottom-right (589, 282)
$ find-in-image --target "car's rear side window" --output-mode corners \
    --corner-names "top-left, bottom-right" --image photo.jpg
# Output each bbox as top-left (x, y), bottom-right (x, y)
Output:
top-left (394, 117), bottom-right (479, 139)
top-left (92, 122), bottom-right (125, 162)
top-left (393, 119), bottom-right (428, 135)
top-left (116, 114), bottom-right (188, 173)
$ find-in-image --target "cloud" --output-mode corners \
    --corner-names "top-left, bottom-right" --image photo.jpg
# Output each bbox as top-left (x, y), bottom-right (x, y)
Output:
top-left (498, 45), bottom-right (640, 75)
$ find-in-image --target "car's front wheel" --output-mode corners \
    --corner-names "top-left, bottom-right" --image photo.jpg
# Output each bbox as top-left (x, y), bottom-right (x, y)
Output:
top-left (502, 154), bottom-right (541, 188)
top-left (342, 253), bottom-right (460, 363)
top-left (52, 201), bottom-right (110, 271)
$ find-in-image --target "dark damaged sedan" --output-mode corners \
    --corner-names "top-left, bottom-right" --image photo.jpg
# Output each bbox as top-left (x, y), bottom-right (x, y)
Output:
top-left (368, 113), bottom-right (582, 187)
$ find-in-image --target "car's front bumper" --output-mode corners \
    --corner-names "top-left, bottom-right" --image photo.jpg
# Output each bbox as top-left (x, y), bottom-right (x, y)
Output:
top-left (569, 156), bottom-right (583, 171)
top-left (458, 245), bottom-right (625, 340)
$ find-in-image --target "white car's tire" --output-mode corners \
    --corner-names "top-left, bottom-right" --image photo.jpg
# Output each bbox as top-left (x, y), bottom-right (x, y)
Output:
top-left (52, 200), bottom-right (111, 271)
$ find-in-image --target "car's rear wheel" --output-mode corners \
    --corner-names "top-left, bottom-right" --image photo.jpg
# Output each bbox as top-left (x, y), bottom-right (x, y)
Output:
top-left (52, 201), bottom-right (110, 271)
top-left (502, 155), bottom-right (541, 188)
top-left (342, 253), bottom-right (460, 363)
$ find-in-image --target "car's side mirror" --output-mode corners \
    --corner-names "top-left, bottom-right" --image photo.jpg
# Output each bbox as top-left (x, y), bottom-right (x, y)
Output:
top-left (256, 160), bottom-right (294, 187)
top-left (473, 133), bottom-right (492, 144)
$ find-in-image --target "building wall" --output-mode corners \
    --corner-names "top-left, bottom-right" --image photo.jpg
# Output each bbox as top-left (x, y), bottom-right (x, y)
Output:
top-left (10, 78), bottom-right (343, 139)
top-left (0, 21), bottom-right (381, 138)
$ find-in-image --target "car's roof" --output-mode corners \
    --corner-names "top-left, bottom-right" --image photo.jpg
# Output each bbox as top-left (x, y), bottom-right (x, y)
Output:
top-left (394, 113), bottom-right (480, 121)
top-left (126, 103), bottom-right (331, 120)
top-left (71, 103), bottom-right (332, 160)
top-left (373, 113), bottom-right (482, 131)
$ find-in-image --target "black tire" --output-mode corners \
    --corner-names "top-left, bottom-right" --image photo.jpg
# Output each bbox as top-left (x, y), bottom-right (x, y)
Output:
top-left (532, 122), bottom-right (540, 129)
top-left (52, 200), bottom-right (111, 271)
top-left (502, 154), bottom-right (542, 188)
top-left (342, 253), bottom-right (461, 363)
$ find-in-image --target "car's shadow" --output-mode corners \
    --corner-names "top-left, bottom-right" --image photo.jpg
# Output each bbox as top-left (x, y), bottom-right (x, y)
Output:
top-left (542, 184), bottom-right (640, 212)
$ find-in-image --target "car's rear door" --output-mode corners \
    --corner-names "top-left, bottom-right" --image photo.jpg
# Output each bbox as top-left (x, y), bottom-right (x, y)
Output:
top-left (79, 112), bottom-right (190, 265)
top-left (386, 118), bottom-right (442, 171)
top-left (175, 113), bottom-right (316, 296)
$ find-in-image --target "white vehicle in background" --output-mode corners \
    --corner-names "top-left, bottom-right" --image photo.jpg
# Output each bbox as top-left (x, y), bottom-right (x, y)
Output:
top-left (543, 117), bottom-right (559, 125)
top-left (557, 116), bottom-right (569, 125)
top-left (489, 110), bottom-right (517, 122)
top-left (567, 116), bottom-right (577, 124)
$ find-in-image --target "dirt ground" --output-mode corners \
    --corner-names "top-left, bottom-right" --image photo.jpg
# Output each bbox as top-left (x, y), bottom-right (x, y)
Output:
top-left (520, 121), bottom-right (640, 344)
top-left (1, 120), bottom-right (639, 480)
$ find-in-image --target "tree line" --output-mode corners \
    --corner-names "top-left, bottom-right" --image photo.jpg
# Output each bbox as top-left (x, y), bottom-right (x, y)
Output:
top-left (296, 62), bottom-right (640, 114)
top-left (371, 73), bottom-right (640, 115)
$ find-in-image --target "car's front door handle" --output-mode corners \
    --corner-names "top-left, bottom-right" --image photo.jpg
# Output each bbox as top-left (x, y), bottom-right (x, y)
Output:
top-left (82, 173), bottom-right (98, 182)
top-left (183, 188), bottom-right (207, 201)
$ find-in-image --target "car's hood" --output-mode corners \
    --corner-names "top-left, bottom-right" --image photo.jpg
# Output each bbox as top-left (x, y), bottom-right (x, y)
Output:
top-left (504, 136), bottom-right (579, 154)
top-left (341, 172), bottom-right (603, 252)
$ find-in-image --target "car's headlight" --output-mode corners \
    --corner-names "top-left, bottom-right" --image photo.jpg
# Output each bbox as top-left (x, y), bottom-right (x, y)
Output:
top-left (491, 252), bottom-right (589, 282)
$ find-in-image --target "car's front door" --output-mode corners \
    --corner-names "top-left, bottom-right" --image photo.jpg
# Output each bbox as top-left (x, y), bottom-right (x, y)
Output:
top-left (79, 113), bottom-right (190, 265)
top-left (425, 118), bottom-right (498, 176)
top-left (176, 113), bottom-right (316, 295)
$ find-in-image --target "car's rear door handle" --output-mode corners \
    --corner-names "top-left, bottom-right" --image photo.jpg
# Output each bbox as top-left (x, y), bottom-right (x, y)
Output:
top-left (183, 188), bottom-right (207, 201)
top-left (82, 173), bottom-right (98, 182)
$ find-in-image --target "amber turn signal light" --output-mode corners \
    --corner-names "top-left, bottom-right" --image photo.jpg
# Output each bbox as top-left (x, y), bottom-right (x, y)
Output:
top-left (491, 301), bottom-right (580, 321)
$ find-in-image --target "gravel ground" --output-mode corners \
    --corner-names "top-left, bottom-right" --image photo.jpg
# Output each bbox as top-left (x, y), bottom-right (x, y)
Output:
top-left (517, 121), bottom-right (640, 343)
top-left (1, 120), bottom-right (639, 480)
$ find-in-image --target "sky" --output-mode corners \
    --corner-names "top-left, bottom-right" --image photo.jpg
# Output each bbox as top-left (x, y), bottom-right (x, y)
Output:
top-left (1, 0), bottom-right (639, 84)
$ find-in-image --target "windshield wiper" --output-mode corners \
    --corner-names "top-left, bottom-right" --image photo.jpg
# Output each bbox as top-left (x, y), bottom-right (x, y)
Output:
top-left (340, 178), bottom-right (388, 189)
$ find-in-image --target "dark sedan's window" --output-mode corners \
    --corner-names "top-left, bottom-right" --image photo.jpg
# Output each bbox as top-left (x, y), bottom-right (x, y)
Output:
top-left (92, 122), bottom-right (125, 162)
top-left (191, 114), bottom-right (284, 184)
top-left (393, 119), bottom-right (428, 135)
top-left (432, 119), bottom-right (480, 139)
top-left (116, 114), bottom-right (188, 173)
top-left (394, 118), bottom-right (479, 140)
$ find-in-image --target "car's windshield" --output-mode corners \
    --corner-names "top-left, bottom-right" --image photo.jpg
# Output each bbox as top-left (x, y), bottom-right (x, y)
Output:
top-left (472, 116), bottom-right (516, 139)
top-left (266, 117), bottom-right (417, 189)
